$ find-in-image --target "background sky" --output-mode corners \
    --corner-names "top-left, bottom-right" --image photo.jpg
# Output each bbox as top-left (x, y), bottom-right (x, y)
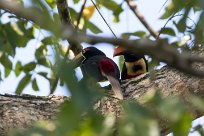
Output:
top-left (0, 0), bottom-right (203, 135)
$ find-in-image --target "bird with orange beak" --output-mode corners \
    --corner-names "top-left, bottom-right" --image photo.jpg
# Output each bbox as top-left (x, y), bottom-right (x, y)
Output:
top-left (74, 47), bottom-right (123, 100)
top-left (113, 46), bottom-right (148, 80)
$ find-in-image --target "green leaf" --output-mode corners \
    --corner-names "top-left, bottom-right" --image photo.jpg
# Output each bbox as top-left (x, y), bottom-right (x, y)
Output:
top-left (32, 78), bottom-right (39, 91)
top-left (4, 22), bottom-right (30, 48)
top-left (122, 31), bottom-right (146, 38)
top-left (45, 0), bottom-right (56, 8)
top-left (160, 9), bottom-right (174, 20)
top-left (16, 74), bottom-right (31, 94)
top-left (4, 68), bottom-right (11, 78)
top-left (53, 13), bottom-right (60, 24)
top-left (41, 36), bottom-right (54, 45)
top-left (97, 0), bottom-right (123, 23)
top-left (0, 72), bottom-right (2, 81)
top-left (17, 20), bottom-right (35, 39)
top-left (3, 42), bottom-right (14, 56)
top-left (15, 61), bottom-right (22, 77)
top-left (35, 44), bottom-right (47, 59)
top-left (160, 27), bottom-right (176, 36)
top-left (160, 0), bottom-right (181, 20)
top-left (120, 101), bottom-right (159, 136)
top-left (189, 96), bottom-right (204, 112)
top-left (0, 53), bottom-right (12, 70)
top-left (73, 0), bottom-right (80, 4)
top-left (37, 58), bottom-right (51, 67)
top-left (69, 7), bottom-right (79, 21)
top-left (133, 31), bottom-right (146, 37)
top-left (112, 4), bottom-right (123, 23)
top-left (172, 112), bottom-right (192, 136)
top-left (37, 72), bottom-right (48, 79)
top-left (118, 56), bottom-right (124, 72)
top-left (85, 21), bottom-right (102, 34)
top-left (60, 78), bottom-right (64, 86)
top-left (22, 62), bottom-right (36, 73)
top-left (194, 13), bottom-right (204, 45)
top-left (176, 18), bottom-right (187, 32)
top-left (158, 97), bottom-right (185, 122)
top-left (101, 0), bottom-right (120, 11)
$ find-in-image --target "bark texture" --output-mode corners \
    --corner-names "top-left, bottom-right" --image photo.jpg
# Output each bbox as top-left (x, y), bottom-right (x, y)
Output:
top-left (0, 95), bottom-right (66, 136)
top-left (0, 49), bottom-right (204, 136)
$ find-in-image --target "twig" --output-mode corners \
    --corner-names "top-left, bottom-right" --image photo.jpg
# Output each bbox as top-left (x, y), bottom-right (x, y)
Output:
top-left (90, 0), bottom-right (117, 38)
top-left (157, 13), bottom-right (177, 40)
top-left (125, 0), bottom-right (158, 39)
top-left (56, 0), bottom-right (82, 55)
top-left (157, 13), bottom-right (197, 39)
top-left (76, 0), bottom-right (87, 28)
top-left (158, 0), bottom-right (169, 13)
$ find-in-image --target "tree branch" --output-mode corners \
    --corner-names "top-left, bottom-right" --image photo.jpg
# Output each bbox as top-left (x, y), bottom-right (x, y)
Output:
top-left (76, 0), bottom-right (87, 28)
top-left (125, 0), bottom-right (158, 39)
top-left (67, 32), bottom-right (204, 77)
top-left (0, 1), bottom-right (48, 29)
top-left (56, 0), bottom-right (82, 55)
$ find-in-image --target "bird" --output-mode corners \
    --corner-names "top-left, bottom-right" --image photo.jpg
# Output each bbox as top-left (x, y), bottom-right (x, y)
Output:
top-left (73, 46), bottom-right (123, 100)
top-left (113, 46), bottom-right (148, 80)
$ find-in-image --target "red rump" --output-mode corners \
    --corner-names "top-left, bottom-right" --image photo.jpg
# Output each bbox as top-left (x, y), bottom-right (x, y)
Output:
top-left (99, 58), bottom-right (116, 75)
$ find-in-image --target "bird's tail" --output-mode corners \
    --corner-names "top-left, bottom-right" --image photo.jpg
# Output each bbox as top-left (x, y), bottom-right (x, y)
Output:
top-left (106, 75), bottom-right (124, 100)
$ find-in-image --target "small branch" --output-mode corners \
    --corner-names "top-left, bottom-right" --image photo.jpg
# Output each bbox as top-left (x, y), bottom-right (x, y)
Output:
top-left (157, 13), bottom-right (197, 39)
top-left (90, 0), bottom-right (117, 38)
top-left (56, 0), bottom-right (82, 55)
top-left (157, 13), bottom-right (177, 39)
top-left (76, 0), bottom-right (87, 28)
top-left (51, 0), bottom-right (83, 94)
top-left (125, 0), bottom-right (158, 39)
top-left (158, 0), bottom-right (169, 13)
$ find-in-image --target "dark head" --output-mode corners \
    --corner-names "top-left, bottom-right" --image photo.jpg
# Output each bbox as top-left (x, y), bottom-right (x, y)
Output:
top-left (82, 47), bottom-right (106, 59)
top-left (113, 46), bottom-right (144, 62)
top-left (73, 47), bottom-right (106, 66)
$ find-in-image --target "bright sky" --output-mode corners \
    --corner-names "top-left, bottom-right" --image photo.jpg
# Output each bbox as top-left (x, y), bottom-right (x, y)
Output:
top-left (0, 0), bottom-right (203, 135)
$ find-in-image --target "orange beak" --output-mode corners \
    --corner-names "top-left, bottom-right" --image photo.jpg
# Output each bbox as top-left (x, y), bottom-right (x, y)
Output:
top-left (113, 46), bottom-right (127, 57)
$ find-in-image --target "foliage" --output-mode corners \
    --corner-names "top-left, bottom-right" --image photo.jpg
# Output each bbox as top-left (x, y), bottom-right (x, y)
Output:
top-left (0, 0), bottom-right (204, 136)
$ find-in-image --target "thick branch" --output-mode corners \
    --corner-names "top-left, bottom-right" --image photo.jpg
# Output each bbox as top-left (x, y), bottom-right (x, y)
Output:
top-left (70, 33), bottom-right (204, 77)
top-left (0, 1), bottom-right (48, 29)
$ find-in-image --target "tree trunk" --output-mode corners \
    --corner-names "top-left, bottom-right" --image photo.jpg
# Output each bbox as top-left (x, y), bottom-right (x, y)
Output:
top-left (0, 49), bottom-right (204, 136)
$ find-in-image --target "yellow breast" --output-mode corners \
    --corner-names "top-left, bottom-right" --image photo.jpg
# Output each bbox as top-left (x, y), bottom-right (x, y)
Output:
top-left (125, 58), bottom-right (147, 76)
